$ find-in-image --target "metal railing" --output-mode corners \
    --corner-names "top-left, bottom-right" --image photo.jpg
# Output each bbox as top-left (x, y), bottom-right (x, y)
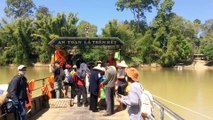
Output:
top-left (33, 77), bottom-right (50, 93)
top-left (153, 98), bottom-right (184, 120)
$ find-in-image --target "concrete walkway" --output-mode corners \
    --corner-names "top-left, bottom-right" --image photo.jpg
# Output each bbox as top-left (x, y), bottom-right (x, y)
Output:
top-left (29, 99), bottom-right (129, 120)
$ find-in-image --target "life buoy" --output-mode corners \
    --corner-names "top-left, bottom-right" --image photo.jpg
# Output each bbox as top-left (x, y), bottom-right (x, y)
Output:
top-left (42, 84), bottom-right (51, 99)
top-left (25, 79), bottom-right (35, 109)
top-left (48, 75), bottom-right (54, 90)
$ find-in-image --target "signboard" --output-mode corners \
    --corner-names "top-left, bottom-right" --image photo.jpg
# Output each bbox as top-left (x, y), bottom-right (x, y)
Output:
top-left (49, 37), bottom-right (124, 46)
top-left (56, 39), bottom-right (118, 45)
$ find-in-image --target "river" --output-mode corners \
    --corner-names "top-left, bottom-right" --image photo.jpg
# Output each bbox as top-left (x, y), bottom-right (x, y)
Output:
top-left (0, 66), bottom-right (213, 120)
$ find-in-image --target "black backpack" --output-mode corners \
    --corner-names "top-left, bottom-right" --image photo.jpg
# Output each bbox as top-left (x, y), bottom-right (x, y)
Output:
top-left (1, 98), bottom-right (17, 113)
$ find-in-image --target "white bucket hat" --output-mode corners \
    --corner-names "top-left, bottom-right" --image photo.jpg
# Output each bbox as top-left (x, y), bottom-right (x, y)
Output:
top-left (93, 65), bottom-right (105, 72)
top-left (117, 60), bottom-right (128, 68)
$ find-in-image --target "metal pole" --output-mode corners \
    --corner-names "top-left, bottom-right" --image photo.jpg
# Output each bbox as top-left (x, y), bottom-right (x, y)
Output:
top-left (160, 107), bottom-right (164, 120)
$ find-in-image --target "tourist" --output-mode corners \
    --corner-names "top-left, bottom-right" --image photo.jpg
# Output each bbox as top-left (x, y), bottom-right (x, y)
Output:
top-left (70, 65), bottom-right (78, 106)
top-left (63, 64), bottom-right (72, 98)
top-left (117, 67), bottom-right (143, 120)
top-left (117, 60), bottom-right (128, 110)
top-left (89, 65), bottom-right (104, 112)
top-left (7, 65), bottom-right (29, 120)
top-left (101, 66), bottom-right (117, 116)
top-left (51, 61), bottom-right (64, 98)
top-left (73, 62), bottom-right (90, 107)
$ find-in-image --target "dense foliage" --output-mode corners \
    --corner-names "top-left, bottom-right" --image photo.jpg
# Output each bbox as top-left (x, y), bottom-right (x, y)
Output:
top-left (0, 0), bottom-right (212, 67)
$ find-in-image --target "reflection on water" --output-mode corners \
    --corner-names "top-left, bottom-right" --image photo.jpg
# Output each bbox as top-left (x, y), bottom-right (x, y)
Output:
top-left (0, 66), bottom-right (51, 84)
top-left (139, 68), bottom-right (213, 120)
top-left (0, 67), bottom-right (213, 120)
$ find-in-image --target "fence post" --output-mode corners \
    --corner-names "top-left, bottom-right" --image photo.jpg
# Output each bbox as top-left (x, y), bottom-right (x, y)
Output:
top-left (42, 79), bottom-right (45, 94)
top-left (160, 107), bottom-right (164, 120)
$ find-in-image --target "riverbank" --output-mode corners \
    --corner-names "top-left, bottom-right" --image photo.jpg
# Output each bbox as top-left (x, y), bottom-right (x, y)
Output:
top-left (184, 59), bottom-right (213, 70)
top-left (139, 60), bottom-right (213, 71)
top-left (7, 60), bottom-right (213, 71)
top-left (7, 63), bottom-right (49, 67)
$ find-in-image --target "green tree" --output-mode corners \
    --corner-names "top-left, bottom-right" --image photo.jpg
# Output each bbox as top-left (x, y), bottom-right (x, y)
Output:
top-left (77, 21), bottom-right (97, 37)
top-left (4, 0), bottom-right (36, 18)
top-left (143, 0), bottom-right (194, 66)
top-left (0, 18), bottom-right (33, 65)
top-left (116, 0), bottom-right (159, 31)
top-left (36, 6), bottom-right (51, 18)
top-left (135, 29), bottom-right (155, 64)
top-left (200, 19), bottom-right (213, 60)
top-left (102, 19), bottom-right (135, 63)
top-left (31, 13), bottom-right (79, 63)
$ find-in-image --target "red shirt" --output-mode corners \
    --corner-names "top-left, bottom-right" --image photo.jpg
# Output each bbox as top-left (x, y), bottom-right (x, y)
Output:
top-left (72, 73), bottom-right (85, 86)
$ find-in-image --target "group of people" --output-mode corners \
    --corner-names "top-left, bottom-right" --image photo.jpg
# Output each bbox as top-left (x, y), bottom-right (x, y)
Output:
top-left (88, 60), bottom-right (146, 120)
top-left (5, 59), bottom-right (147, 120)
top-left (50, 58), bottom-right (146, 120)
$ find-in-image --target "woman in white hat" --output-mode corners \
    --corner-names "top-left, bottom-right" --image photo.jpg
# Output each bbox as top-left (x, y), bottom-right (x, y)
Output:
top-left (89, 65), bottom-right (105, 112)
top-left (117, 60), bottom-right (128, 110)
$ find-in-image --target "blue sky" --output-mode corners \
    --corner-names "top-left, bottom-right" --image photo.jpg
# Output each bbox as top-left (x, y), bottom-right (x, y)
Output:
top-left (0, 0), bottom-right (213, 34)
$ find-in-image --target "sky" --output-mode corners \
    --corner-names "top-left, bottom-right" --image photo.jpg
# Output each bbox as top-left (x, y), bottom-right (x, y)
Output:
top-left (0, 0), bottom-right (213, 34)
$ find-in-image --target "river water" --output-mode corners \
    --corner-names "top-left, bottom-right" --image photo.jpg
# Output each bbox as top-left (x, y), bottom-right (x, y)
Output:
top-left (0, 66), bottom-right (213, 120)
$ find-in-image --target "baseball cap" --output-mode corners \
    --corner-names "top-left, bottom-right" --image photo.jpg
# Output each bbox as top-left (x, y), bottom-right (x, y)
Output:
top-left (17, 65), bottom-right (27, 71)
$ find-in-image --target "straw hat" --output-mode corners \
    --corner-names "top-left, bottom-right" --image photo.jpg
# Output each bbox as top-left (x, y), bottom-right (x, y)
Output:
top-left (93, 65), bottom-right (105, 72)
top-left (117, 60), bottom-right (128, 68)
top-left (125, 67), bottom-right (139, 82)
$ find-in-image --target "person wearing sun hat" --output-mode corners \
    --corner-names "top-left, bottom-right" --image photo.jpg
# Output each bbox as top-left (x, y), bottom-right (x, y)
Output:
top-left (7, 65), bottom-right (29, 120)
top-left (117, 60), bottom-right (128, 110)
top-left (117, 67), bottom-right (143, 120)
top-left (89, 65), bottom-right (105, 112)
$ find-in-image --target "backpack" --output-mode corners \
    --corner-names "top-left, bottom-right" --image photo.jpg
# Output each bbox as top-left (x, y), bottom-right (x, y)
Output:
top-left (140, 90), bottom-right (154, 119)
top-left (1, 98), bottom-right (17, 113)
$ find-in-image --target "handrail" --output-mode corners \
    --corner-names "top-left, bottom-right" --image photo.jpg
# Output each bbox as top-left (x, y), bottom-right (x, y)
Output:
top-left (32, 77), bottom-right (50, 92)
top-left (153, 94), bottom-right (213, 120)
top-left (34, 77), bottom-right (49, 82)
top-left (153, 98), bottom-right (184, 120)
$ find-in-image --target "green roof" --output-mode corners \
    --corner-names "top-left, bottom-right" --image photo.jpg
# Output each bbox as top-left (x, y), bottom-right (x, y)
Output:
top-left (48, 37), bottom-right (124, 47)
